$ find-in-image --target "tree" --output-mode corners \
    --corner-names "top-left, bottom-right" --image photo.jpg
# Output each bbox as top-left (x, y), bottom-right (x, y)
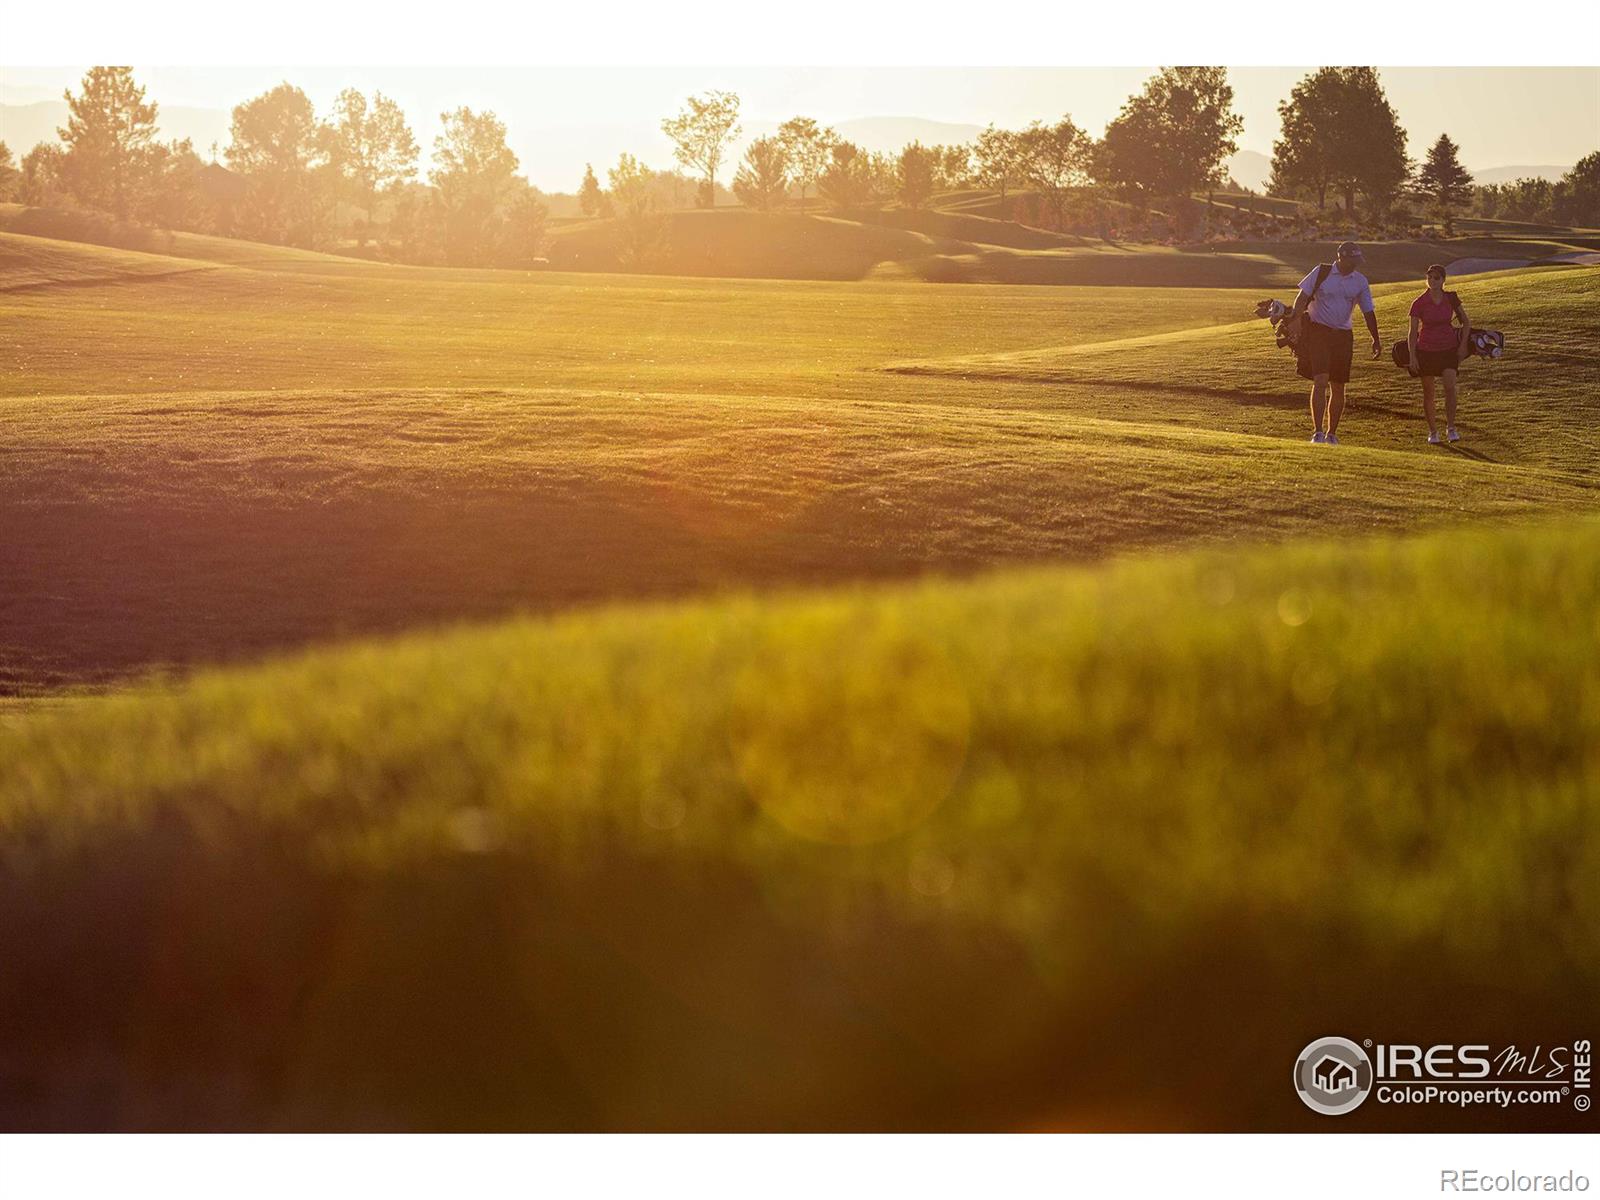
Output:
top-left (661, 90), bottom-right (741, 208)
top-left (1411, 133), bottom-right (1474, 235)
top-left (1553, 152), bottom-right (1600, 227)
top-left (608, 152), bottom-right (668, 267)
top-left (1270, 66), bottom-right (1408, 217)
top-left (577, 163), bottom-right (610, 217)
top-left (497, 180), bottom-right (549, 267)
top-left (1018, 117), bottom-right (1092, 229)
top-left (326, 89), bottom-right (418, 243)
top-left (818, 141), bottom-right (874, 211)
top-left (933, 144), bottom-right (971, 191)
top-left (1095, 66), bottom-right (1242, 231)
top-left (19, 144), bottom-right (66, 207)
top-left (973, 125), bottom-right (1022, 202)
top-left (430, 106), bottom-right (519, 265)
top-left (0, 143), bottom-right (18, 202)
top-left (142, 139), bottom-right (208, 230)
top-left (777, 117), bottom-right (835, 211)
top-left (896, 142), bottom-right (937, 209)
top-left (58, 66), bottom-right (161, 220)
top-left (733, 137), bottom-right (790, 212)
top-left (227, 83), bottom-right (323, 244)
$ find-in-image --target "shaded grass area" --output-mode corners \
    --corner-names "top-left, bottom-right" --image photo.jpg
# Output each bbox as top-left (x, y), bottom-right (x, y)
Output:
top-left (4, 386), bottom-right (1588, 691)
top-left (2, 519), bottom-right (1596, 1130)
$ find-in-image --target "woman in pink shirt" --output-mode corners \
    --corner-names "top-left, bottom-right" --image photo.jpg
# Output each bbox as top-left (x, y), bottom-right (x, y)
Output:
top-left (1408, 263), bottom-right (1472, 443)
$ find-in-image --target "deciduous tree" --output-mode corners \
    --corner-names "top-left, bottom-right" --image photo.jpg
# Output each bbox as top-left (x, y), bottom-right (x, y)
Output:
top-left (661, 91), bottom-right (741, 208)
top-left (1270, 67), bottom-right (1408, 217)
top-left (973, 125), bottom-right (1022, 202)
top-left (896, 142), bottom-right (937, 209)
top-left (608, 152), bottom-right (668, 267)
top-left (327, 89), bottom-right (418, 242)
top-left (0, 143), bottom-right (18, 202)
top-left (19, 144), bottom-right (66, 207)
top-left (429, 106), bottom-right (519, 265)
top-left (1095, 67), bottom-right (1241, 229)
top-left (1018, 117), bottom-right (1092, 228)
top-left (1553, 152), bottom-right (1600, 227)
top-left (227, 83), bottom-right (324, 244)
top-left (777, 117), bottom-right (835, 211)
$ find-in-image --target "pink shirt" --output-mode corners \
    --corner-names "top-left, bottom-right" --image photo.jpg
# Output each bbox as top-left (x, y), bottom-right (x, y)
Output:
top-left (1410, 291), bottom-right (1462, 352)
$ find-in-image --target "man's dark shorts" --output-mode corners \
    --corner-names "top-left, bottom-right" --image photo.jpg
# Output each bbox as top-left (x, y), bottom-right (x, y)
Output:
top-left (1297, 321), bottom-right (1355, 383)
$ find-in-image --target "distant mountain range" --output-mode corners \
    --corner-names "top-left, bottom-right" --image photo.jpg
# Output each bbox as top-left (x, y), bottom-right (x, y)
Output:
top-left (1, 102), bottom-right (1575, 197)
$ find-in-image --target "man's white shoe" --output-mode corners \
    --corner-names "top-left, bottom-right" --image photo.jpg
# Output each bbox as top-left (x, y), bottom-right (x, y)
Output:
top-left (1310, 431), bottom-right (1326, 443)
top-left (1428, 430), bottom-right (1441, 444)
top-left (1325, 433), bottom-right (1341, 445)
top-left (1446, 426), bottom-right (1460, 442)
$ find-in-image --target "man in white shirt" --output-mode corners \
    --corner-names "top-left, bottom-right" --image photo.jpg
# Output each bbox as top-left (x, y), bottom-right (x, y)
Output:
top-left (1291, 241), bottom-right (1382, 445)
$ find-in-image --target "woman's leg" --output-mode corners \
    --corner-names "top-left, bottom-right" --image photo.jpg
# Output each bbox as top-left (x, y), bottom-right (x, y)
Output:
top-left (1442, 368), bottom-right (1458, 429)
top-left (1421, 375), bottom-right (1438, 435)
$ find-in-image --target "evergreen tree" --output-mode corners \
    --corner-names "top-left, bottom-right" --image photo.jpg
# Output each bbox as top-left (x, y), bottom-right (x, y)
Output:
top-left (577, 163), bottom-right (609, 217)
top-left (58, 66), bottom-right (161, 220)
top-left (1412, 133), bottom-right (1474, 235)
top-left (733, 137), bottom-right (791, 212)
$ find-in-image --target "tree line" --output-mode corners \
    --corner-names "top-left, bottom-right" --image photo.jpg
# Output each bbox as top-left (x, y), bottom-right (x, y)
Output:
top-left (1, 66), bottom-right (1595, 265)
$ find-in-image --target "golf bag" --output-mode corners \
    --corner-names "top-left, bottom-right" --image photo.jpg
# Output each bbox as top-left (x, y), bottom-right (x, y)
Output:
top-left (1254, 263), bottom-right (1333, 357)
top-left (1389, 329), bottom-right (1505, 374)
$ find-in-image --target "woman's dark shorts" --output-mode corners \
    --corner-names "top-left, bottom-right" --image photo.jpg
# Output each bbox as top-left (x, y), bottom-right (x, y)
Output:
top-left (1296, 321), bottom-right (1355, 383)
top-left (1416, 346), bottom-right (1461, 377)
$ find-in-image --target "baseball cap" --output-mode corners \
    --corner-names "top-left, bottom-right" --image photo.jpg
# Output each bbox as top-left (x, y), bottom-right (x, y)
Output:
top-left (1336, 241), bottom-right (1364, 260)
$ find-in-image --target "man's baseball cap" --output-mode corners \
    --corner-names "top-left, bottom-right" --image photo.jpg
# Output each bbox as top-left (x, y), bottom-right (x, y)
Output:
top-left (1336, 241), bottom-right (1364, 260)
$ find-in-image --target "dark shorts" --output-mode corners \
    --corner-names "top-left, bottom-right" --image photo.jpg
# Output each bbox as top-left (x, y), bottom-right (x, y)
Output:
top-left (1297, 321), bottom-right (1354, 383)
top-left (1416, 346), bottom-right (1461, 377)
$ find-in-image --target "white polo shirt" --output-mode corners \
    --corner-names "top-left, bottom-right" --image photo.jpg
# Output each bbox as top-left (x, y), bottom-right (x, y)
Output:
top-left (1300, 264), bottom-right (1375, 330)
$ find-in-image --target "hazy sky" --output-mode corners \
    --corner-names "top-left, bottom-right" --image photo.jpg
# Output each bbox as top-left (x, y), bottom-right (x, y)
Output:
top-left (3, 66), bottom-right (1595, 190)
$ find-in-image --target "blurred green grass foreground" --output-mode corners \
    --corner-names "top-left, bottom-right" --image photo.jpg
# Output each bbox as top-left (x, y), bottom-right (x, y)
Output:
top-left (2, 518), bottom-right (1595, 1130)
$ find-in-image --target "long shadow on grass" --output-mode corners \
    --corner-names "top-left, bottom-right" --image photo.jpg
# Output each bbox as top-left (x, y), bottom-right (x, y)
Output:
top-left (1, 828), bottom-right (1590, 1132)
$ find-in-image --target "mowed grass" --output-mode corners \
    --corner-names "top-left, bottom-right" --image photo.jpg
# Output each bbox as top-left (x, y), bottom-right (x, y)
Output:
top-left (2, 519), bottom-right (1596, 1130)
top-left (894, 265), bottom-right (1600, 481)
top-left (4, 232), bottom-right (1597, 691)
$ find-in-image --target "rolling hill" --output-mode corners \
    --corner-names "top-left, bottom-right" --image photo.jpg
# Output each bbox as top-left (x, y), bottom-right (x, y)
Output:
top-left (0, 214), bottom-right (1595, 1133)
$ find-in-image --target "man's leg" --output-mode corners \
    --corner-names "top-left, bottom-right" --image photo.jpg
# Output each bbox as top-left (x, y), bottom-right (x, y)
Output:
top-left (1327, 382), bottom-right (1346, 436)
top-left (1309, 375), bottom-right (1329, 433)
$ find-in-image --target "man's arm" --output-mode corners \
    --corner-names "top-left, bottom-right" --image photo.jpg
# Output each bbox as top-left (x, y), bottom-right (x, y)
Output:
top-left (1360, 285), bottom-right (1380, 358)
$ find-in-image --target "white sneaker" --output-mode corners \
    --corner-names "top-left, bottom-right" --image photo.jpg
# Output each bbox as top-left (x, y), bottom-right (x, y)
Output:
top-left (1428, 430), bottom-right (1441, 444)
top-left (1446, 426), bottom-right (1460, 442)
top-left (1310, 431), bottom-right (1326, 443)
top-left (1325, 433), bottom-right (1341, 446)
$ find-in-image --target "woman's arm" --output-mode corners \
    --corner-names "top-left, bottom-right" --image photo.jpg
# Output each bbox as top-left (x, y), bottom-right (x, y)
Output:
top-left (1457, 304), bottom-right (1472, 360)
top-left (1409, 314), bottom-right (1422, 366)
